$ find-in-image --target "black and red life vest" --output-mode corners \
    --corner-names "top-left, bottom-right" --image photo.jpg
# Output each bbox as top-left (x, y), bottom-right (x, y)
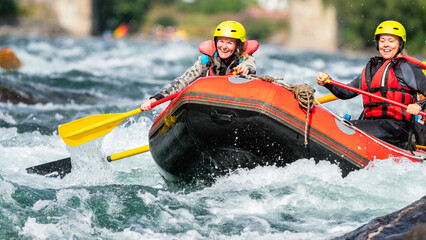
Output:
top-left (198, 40), bottom-right (259, 76)
top-left (361, 56), bottom-right (426, 121)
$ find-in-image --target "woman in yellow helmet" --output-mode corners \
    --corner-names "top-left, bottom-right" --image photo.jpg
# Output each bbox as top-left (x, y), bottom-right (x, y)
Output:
top-left (316, 20), bottom-right (426, 149)
top-left (141, 20), bottom-right (258, 110)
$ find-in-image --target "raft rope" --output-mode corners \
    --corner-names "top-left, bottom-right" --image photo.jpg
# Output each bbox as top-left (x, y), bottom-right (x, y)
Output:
top-left (251, 75), bottom-right (316, 145)
top-left (315, 100), bottom-right (426, 162)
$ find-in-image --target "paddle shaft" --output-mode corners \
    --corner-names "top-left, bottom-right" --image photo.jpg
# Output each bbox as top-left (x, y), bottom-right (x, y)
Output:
top-left (107, 145), bottom-right (149, 162)
top-left (149, 92), bottom-right (181, 109)
top-left (326, 79), bottom-right (426, 117)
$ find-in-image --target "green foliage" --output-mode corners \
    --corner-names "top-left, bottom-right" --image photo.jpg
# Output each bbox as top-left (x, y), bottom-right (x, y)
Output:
top-left (96, 0), bottom-right (151, 33)
top-left (154, 15), bottom-right (177, 27)
top-left (0, 0), bottom-right (18, 17)
top-left (158, 0), bottom-right (177, 4)
top-left (325, 0), bottom-right (426, 54)
top-left (245, 19), bottom-right (288, 42)
top-left (176, 0), bottom-right (249, 14)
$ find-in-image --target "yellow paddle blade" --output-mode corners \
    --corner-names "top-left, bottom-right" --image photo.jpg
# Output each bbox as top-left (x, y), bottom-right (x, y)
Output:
top-left (315, 94), bottom-right (338, 104)
top-left (59, 108), bottom-right (142, 147)
top-left (107, 145), bottom-right (150, 162)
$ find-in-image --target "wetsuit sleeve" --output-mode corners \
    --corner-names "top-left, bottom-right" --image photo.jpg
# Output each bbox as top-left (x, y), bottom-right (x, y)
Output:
top-left (241, 55), bottom-right (256, 74)
top-left (153, 57), bottom-right (204, 100)
top-left (324, 75), bottom-right (361, 99)
top-left (395, 62), bottom-right (426, 110)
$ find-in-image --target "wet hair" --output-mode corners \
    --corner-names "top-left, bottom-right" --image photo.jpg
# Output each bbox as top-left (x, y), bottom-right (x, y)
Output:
top-left (235, 40), bottom-right (245, 59)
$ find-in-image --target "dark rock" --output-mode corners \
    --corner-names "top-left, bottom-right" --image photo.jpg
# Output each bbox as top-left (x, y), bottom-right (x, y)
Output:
top-left (333, 195), bottom-right (426, 240)
top-left (0, 86), bottom-right (42, 104)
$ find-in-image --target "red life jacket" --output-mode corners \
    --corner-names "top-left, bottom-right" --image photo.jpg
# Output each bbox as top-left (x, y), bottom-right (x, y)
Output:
top-left (198, 40), bottom-right (259, 76)
top-left (361, 56), bottom-right (426, 121)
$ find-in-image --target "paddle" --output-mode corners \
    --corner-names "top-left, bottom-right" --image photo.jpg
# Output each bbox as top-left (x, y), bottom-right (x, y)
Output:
top-left (27, 92), bottom-right (180, 177)
top-left (25, 144), bottom-right (150, 178)
top-left (326, 79), bottom-right (426, 117)
top-left (26, 157), bottom-right (71, 178)
top-left (59, 92), bottom-right (181, 147)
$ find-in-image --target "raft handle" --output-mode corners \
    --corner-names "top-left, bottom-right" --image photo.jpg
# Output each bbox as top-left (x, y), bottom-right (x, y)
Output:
top-left (210, 109), bottom-right (233, 122)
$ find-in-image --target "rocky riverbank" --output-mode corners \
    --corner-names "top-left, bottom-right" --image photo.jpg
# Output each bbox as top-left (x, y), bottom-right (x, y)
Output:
top-left (335, 195), bottom-right (426, 239)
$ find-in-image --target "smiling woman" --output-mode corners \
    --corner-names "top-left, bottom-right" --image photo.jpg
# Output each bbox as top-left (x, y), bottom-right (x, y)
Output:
top-left (140, 20), bottom-right (258, 111)
top-left (315, 20), bottom-right (426, 150)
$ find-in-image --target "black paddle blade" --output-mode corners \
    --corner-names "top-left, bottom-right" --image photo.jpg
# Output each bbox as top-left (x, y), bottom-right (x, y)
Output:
top-left (26, 157), bottom-right (72, 178)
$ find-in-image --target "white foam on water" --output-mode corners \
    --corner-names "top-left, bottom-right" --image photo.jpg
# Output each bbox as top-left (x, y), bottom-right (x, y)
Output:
top-left (0, 111), bottom-right (17, 124)
top-left (21, 217), bottom-right (64, 239)
top-left (63, 140), bottom-right (115, 186)
top-left (0, 128), bottom-right (67, 170)
top-left (152, 158), bottom-right (426, 239)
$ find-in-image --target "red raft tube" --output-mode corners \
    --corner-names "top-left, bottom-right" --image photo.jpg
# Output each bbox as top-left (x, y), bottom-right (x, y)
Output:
top-left (148, 75), bottom-right (425, 185)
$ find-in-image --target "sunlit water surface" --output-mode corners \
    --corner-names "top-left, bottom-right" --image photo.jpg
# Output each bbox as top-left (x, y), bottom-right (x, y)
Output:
top-left (0, 37), bottom-right (425, 240)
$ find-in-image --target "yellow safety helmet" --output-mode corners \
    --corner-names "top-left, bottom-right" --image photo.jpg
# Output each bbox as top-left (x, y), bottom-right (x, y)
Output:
top-left (213, 21), bottom-right (246, 43)
top-left (374, 20), bottom-right (406, 44)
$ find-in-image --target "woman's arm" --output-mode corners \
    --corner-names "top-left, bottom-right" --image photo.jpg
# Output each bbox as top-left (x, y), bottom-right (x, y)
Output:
top-left (156, 56), bottom-right (205, 99)
top-left (141, 57), bottom-right (204, 111)
top-left (324, 75), bottom-right (361, 99)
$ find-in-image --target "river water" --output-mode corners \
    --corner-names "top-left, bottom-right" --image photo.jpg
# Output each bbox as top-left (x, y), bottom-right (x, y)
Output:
top-left (0, 36), bottom-right (425, 240)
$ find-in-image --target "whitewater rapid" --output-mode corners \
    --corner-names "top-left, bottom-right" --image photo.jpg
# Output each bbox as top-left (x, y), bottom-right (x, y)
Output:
top-left (0, 36), bottom-right (425, 239)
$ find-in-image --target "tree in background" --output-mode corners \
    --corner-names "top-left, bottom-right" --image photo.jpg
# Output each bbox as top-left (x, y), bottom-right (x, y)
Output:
top-left (0, 0), bottom-right (19, 24)
top-left (95, 0), bottom-right (151, 34)
top-left (0, 0), bottom-right (18, 16)
top-left (325, 0), bottom-right (426, 55)
top-left (176, 0), bottom-right (251, 14)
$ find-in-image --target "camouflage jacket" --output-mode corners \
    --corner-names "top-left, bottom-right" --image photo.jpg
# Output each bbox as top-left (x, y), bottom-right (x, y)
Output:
top-left (152, 54), bottom-right (256, 100)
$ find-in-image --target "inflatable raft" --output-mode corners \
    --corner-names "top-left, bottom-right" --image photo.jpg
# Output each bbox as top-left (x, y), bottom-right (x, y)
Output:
top-left (148, 75), bottom-right (424, 184)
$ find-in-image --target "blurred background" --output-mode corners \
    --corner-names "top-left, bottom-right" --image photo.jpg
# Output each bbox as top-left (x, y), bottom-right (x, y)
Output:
top-left (0, 0), bottom-right (425, 57)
